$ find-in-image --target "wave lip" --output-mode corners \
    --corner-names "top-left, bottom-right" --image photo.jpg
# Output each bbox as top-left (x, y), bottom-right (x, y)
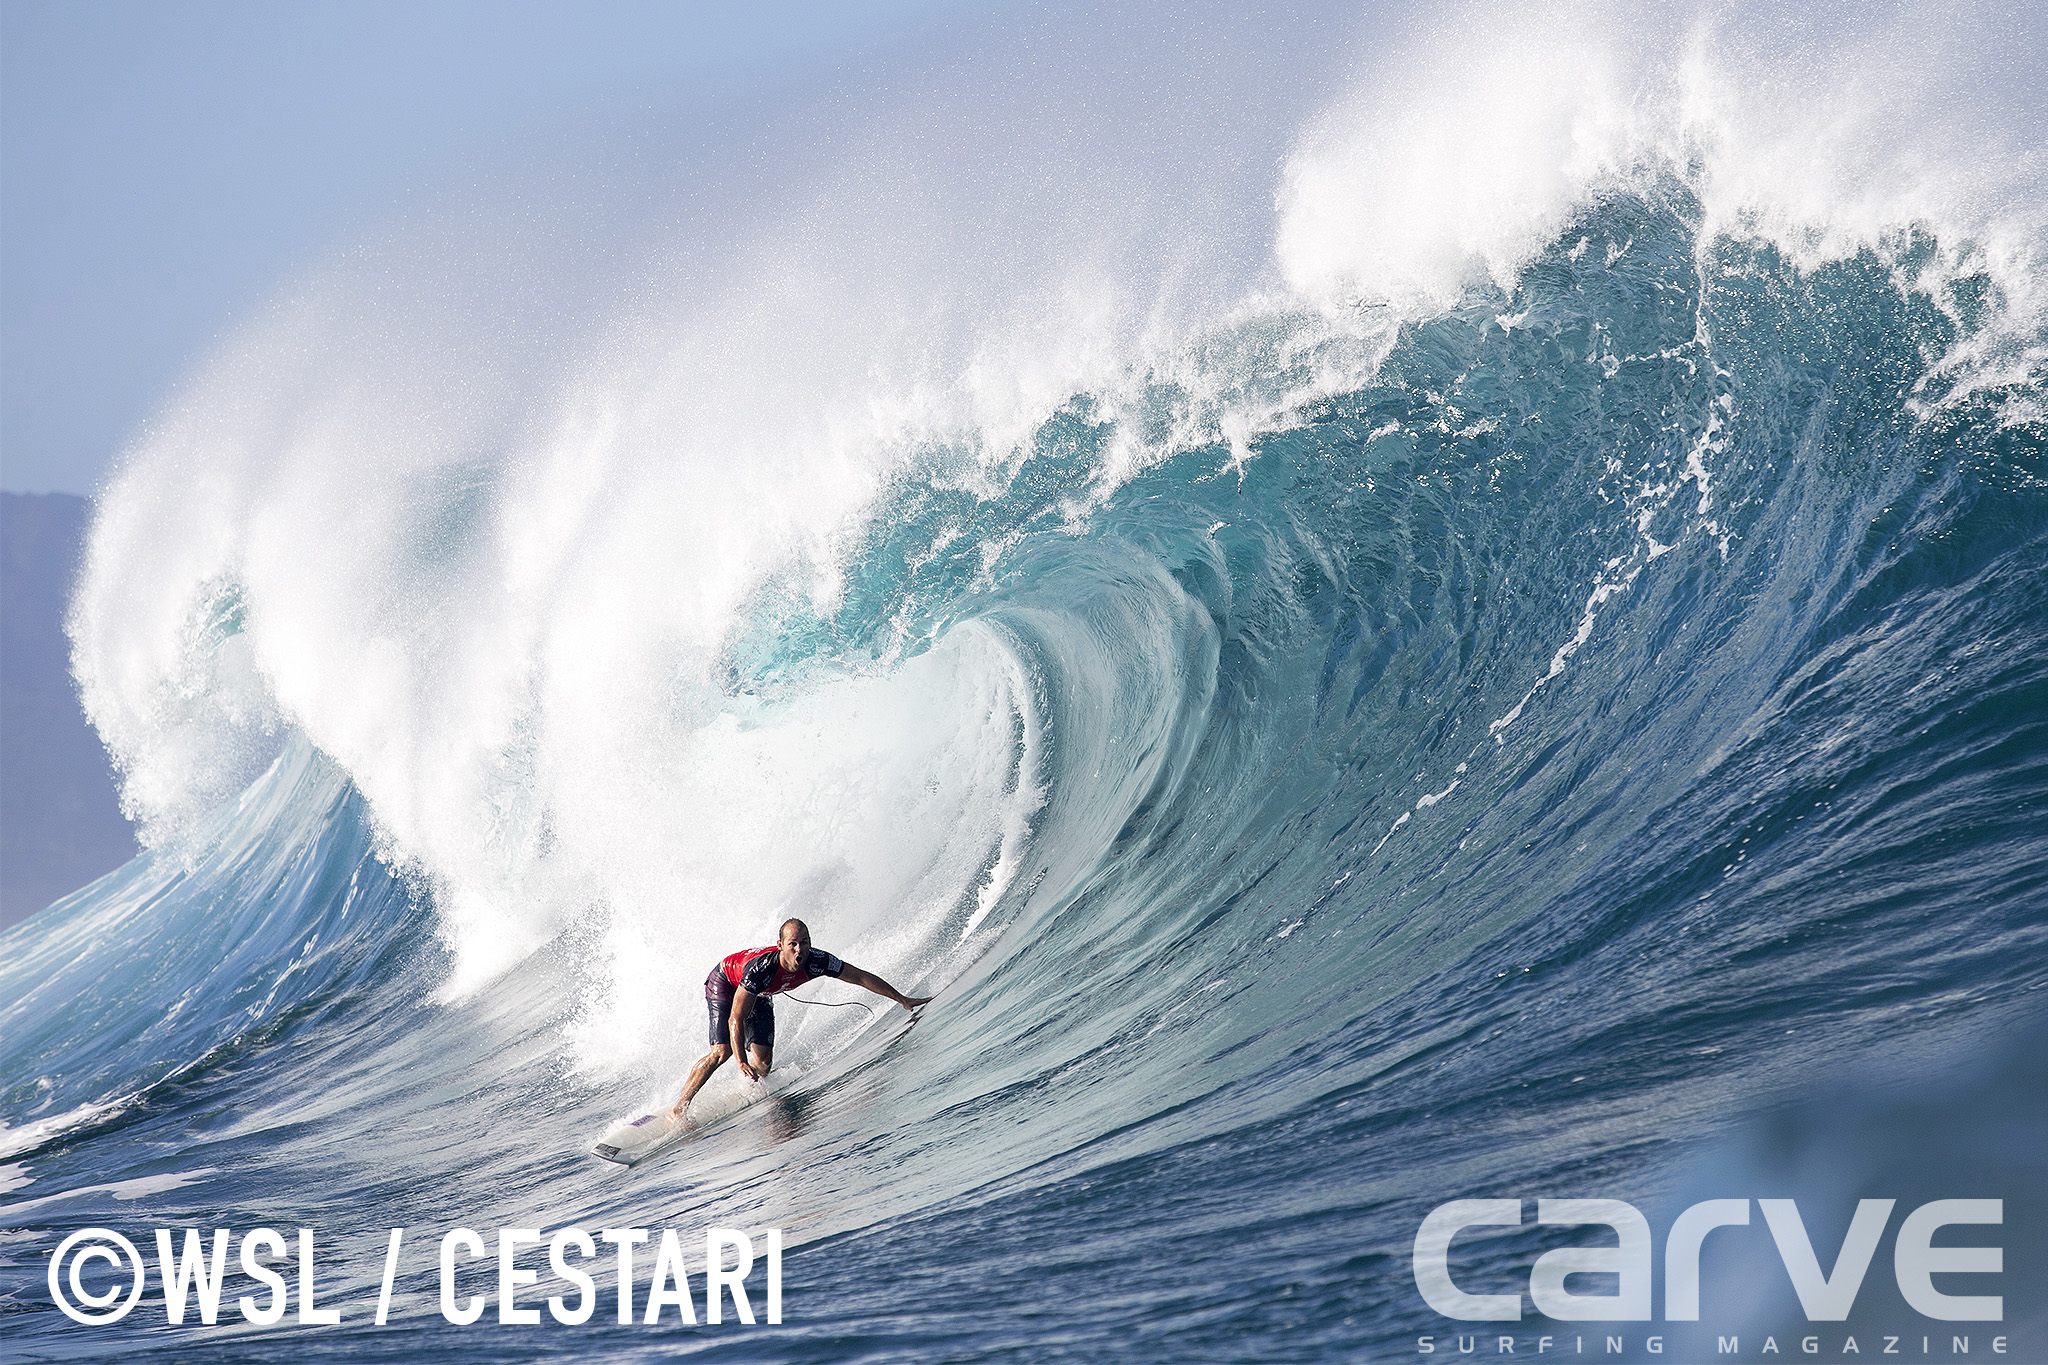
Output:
top-left (1277, 6), bottom-right (2047, 414)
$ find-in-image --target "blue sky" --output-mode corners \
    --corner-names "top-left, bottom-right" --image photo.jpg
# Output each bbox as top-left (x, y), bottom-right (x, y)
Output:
top-left (0, 0), bottom-right (977, 495)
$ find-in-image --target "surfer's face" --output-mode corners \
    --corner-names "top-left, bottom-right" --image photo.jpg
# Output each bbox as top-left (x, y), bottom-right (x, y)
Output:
top-left (778, 928), bottom-right (809, 970)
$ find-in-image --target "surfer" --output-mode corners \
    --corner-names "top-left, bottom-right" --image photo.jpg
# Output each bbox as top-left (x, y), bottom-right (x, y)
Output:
top-left (668, 919), bottom-right (928, 1118)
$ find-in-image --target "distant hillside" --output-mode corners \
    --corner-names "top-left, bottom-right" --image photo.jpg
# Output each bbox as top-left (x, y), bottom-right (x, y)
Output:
top-left (2, 492), bottom-right (140, 929)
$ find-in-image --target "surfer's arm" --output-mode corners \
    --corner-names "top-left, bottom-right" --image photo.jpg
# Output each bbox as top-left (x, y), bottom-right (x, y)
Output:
top-left (838, 963), bottom-right (930, 1009)
top-left (729, 988), bottom-right (758, 1076)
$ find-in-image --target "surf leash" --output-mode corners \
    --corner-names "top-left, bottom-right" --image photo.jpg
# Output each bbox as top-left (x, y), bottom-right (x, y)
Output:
top-left (784, 993), bottom-right (877, 1015)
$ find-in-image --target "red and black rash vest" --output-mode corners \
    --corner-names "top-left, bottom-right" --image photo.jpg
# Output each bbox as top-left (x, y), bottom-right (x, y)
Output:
top-left (707, 945), bottom-right (844, 998)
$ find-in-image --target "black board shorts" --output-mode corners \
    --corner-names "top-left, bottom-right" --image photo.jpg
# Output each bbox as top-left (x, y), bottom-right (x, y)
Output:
top-left (705, 970), bottom-right (774, 1050)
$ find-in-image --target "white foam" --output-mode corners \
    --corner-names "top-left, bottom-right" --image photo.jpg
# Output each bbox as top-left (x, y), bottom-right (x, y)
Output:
top-left (1278, 22), bottom-right (1643, 313)
top-left (1276, 0), bottom-right (2046, 401)
top-left (0, 1100), bottom-right (125, 1161)
top-left (0, 1168), bottom-right (217, 1225)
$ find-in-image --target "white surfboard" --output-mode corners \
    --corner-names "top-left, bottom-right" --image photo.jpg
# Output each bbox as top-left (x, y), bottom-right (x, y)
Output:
top-left (590, 1000), bottom-right (925, 1166)
top-left (591, 1109), bottom-right (690, 1166)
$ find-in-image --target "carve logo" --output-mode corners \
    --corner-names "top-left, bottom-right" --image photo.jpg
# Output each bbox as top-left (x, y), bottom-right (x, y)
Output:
top-left (1413, 1198), bottom-right (2002, 1323)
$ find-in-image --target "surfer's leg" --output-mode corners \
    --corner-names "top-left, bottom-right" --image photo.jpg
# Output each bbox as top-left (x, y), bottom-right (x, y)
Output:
top-left (673, 988), bottom-right (739, 1115)
top-left (671, 1044), bottom-right (730, 1115)
top-left (741, 997), bottom-right (775, 1077)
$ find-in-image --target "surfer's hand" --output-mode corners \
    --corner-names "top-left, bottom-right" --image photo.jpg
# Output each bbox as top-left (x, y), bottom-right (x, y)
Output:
top-left (737, 1060), bottom-right (761, 1081)
top-left (901, 995), bottom-right (931, 1009)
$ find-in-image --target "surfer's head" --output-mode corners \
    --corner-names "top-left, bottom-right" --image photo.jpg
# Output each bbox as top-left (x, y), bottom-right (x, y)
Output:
top-left (778, 918), bottom-right (811, 969)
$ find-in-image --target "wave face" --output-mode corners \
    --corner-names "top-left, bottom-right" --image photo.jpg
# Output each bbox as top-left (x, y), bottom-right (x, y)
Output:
top-left (6, 7), bottom-right (2047, 1359)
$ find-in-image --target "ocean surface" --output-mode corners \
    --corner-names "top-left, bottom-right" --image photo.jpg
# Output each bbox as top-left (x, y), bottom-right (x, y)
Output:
top-left (4, 6), bottom-right (2045, 1360)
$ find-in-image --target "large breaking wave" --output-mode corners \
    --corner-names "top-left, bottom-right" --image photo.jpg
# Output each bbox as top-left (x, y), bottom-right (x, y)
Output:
top-left (5, 4), bottom-right (2045, 1358)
